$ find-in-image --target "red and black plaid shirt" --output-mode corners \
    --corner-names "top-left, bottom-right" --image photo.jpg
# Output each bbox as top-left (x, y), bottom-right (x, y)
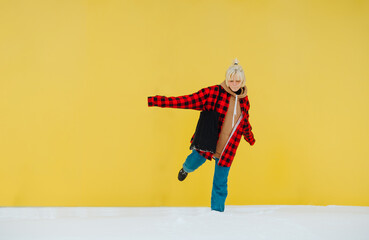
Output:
top-left (148, 84), bottom-right (255, 167)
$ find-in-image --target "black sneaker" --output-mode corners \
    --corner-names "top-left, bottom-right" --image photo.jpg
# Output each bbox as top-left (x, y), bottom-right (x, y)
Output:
top-left (178, 168), bottom-right (188, 181)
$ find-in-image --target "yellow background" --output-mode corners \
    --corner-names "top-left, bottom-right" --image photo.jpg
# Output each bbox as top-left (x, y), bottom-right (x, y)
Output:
top-left (1, 0), bottom-right (368, 206)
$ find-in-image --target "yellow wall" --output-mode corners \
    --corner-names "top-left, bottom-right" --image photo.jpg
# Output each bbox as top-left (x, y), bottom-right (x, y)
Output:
top-left (1, 0), bottom-right (368, 206)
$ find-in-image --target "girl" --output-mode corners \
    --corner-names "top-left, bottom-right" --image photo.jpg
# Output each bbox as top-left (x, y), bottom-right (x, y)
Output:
top-left (147, 58), bottom-right (255, 212)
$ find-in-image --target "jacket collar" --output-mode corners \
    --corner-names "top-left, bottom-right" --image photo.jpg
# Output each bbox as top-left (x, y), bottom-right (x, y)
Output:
top-left (220, 80), bottom-right (248, 98)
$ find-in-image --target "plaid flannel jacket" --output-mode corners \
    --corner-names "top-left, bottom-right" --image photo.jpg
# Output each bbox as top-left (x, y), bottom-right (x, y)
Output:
top-left (147, 84), bottom-right (255, 167)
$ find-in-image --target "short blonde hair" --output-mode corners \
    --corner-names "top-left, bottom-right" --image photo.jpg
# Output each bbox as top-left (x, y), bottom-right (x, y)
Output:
top-left (225, 58), bottom-right (246, 87)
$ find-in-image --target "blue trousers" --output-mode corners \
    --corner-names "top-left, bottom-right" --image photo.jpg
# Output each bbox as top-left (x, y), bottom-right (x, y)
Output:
top-left (182, 149), bottom-right (231, 212)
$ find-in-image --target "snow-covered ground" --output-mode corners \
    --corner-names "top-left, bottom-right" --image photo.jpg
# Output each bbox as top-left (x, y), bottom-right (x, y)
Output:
top-left (0, 205), bottom-right (368, 240)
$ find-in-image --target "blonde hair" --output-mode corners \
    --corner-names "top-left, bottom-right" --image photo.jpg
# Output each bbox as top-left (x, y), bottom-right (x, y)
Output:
top-left (225, 58), bottom-right (246, 87)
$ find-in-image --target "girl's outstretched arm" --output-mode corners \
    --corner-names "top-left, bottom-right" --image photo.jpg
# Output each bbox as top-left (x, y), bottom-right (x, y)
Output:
top-left (148, 87), bottom-right (210, 111)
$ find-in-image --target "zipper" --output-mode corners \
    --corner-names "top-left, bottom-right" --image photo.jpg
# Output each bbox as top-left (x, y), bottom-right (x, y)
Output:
top-left (232, 95), bottom-right (238, 128)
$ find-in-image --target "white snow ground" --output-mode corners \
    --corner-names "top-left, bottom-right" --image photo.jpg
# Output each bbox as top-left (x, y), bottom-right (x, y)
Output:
top-left (0, 205), bottom-right (368, 240)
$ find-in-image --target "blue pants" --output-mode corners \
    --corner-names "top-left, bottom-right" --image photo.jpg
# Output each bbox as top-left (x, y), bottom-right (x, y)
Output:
top-left (183, 149), bottom-right (231, 212)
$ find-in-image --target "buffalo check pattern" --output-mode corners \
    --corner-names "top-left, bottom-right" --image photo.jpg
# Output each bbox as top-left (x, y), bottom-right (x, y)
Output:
top-left (148, 84), bottom-right (255, 167)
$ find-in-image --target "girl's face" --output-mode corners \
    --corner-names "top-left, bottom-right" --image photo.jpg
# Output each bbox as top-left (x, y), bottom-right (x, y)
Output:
top-left (228, 77), bottom-right (242, 92)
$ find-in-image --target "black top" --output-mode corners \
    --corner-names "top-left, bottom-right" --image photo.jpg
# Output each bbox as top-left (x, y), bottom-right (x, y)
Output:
top-left (232, 88), bottom-right (242, 95)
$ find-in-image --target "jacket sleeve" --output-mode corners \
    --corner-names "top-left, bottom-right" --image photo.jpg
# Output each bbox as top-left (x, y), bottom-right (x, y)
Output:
top-left (147, 87), bottom-right (210, 111)
top-left (243, 97), bottom-right (256, 146)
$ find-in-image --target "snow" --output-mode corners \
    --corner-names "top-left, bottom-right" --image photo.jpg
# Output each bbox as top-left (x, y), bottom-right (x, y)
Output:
top-left (0, 205), bottom-right (368, 240)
